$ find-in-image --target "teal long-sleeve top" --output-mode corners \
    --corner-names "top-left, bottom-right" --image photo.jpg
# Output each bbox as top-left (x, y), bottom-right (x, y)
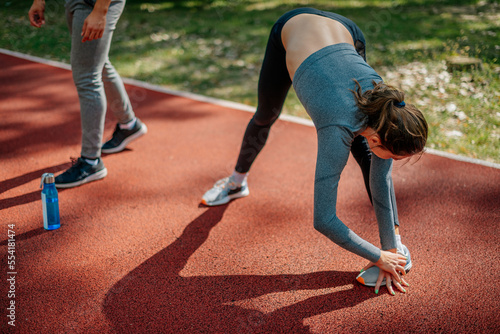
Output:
top-left (293, 43), bottom-right (399, 263)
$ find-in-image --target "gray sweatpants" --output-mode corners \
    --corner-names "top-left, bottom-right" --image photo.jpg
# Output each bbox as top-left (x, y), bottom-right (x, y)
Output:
top-left (65, 0), bottom-right (134, 158)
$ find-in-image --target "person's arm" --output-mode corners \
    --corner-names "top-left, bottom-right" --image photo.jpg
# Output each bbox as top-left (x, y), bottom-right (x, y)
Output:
top-left (369, 154), bottom-right (398, 251)
top-left (28, 0), bottom-right (46, 28)
top-left (81, 0), bottom-right (111, 42)
top-left (313, 125), bottom-right (382, 262)
top-left (314, 126), bottom-right (406, 286)
top-left (369, 154), bottom-right (409, 293)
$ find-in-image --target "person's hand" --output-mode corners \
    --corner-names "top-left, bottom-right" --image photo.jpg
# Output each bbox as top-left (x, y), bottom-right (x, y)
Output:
top-left (374, 263), bottom-right (409, 295)
top-left (81, 9), bottom-right (107, 42)
top-left (374, 249), bottom-right (409, 295)
top-left (28, 0), bottom-right (46, 28)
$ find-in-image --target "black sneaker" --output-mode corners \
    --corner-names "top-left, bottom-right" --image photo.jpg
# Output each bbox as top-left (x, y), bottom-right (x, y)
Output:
top-left (55, 158), bottom-right (108, 188)
top-left (101, 118), bottom-right (148, 154)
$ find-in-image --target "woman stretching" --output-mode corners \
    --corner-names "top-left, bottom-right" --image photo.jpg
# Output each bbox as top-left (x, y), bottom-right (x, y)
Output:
top-left (202, 8), bottom-right (427, 295)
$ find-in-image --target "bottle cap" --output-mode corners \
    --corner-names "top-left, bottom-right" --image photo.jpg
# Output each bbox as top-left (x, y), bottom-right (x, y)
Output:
top-left (40, 173), bottom-right (55, 188)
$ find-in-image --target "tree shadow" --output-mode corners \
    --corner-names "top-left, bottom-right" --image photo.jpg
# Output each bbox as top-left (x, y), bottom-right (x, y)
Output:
top-left (0, 53), bottom-right (215, 162)
top-left (0, 227), bottom-right (45, 246)
top-left (0, 162), bottom-right (71, 194)
top-left (103, 205), bottom-right (375, 333)
top-left (0, 162), bottom-right (71, 210)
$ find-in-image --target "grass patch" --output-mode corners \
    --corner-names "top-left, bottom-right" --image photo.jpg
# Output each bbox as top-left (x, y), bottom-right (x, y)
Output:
top-left (2, 0), bottom-right (499, 162)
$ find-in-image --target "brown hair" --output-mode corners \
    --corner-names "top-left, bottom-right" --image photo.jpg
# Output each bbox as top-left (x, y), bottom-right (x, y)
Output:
top-left (351, 80), bottom-right (428, 156)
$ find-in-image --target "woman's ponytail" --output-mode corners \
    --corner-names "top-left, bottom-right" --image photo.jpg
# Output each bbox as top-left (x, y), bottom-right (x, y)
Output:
top-left (351, 80), bottom-right (428, 156)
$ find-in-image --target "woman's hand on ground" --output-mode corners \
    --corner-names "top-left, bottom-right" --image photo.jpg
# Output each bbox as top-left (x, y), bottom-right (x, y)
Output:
top-left (375, 266), bottom-right (409, 295)
top-left (374, 249), bottom-right (409, 295)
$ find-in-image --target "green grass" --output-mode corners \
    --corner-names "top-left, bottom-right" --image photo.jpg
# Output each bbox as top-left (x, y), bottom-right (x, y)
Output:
top-left (2, 0), bottom-right (499, 162)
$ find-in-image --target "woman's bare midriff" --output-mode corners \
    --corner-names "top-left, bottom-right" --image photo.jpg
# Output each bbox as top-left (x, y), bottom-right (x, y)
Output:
top-left (281, 14), bottom-right (355, 79)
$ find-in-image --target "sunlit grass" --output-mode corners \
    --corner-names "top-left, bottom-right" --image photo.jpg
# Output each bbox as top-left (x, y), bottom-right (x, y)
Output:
top-left (2, 0), bottom-right (499, 162)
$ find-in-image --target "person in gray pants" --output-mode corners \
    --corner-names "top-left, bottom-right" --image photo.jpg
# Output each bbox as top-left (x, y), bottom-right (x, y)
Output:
top-left (29, 0), bottom-right (147, 188)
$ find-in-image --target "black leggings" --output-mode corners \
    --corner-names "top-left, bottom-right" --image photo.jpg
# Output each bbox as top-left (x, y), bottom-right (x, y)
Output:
top-left (235, 8), bottom-right (373, 201)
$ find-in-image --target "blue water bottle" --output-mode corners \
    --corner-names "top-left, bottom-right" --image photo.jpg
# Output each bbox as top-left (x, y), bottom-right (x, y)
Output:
top-left (40, 173), bottom-right (60, 230)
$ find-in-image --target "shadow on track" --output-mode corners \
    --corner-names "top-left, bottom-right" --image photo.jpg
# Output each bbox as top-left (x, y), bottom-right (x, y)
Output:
top-left (103, 204), bottom-right (375, 333)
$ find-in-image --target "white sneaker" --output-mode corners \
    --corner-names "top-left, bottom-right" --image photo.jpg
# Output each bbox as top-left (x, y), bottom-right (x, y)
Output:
top-left (201, 176), bottom-right (249, 206)
top-left (356, 244), bottom-right (412, 287)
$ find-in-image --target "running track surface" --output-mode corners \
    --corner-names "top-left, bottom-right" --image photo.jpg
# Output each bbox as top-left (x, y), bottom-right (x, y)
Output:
top-left (1, 52), bottom-right (499, 333)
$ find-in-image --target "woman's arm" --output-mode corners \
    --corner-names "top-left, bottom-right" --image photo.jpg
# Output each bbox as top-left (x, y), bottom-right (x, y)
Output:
top-left (314, 126), bottom-right (407, 290)
top-left (369, 154), bottom-right (410, 293)
top-left (313, 125), bottom-right (381, 263)
top-left (369, 154), bottom-right (398, 251)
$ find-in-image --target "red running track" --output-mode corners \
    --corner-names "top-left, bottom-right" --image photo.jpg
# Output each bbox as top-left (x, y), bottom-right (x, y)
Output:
top-left (1, 51), bottom-right (499, 333)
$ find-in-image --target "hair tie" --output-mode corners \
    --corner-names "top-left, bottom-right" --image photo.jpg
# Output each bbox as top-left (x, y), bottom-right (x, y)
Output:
top-left (394, 101), bottom-right (406, 108)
